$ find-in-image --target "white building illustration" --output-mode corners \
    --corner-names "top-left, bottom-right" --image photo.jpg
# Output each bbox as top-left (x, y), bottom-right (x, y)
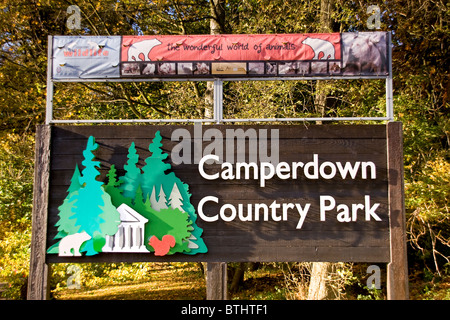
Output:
top-left (103, 203), bottom-right (149, 253)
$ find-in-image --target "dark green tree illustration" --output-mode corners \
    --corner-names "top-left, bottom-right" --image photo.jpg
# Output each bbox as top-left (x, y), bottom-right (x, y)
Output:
top-left (118, 142), bottom-right (142, 199)
top-left (140, 131), bottom-right (208, 255)
top-left (106, 164), bottom-right (120, 188)
top-left (141, 131), bottom-right (171, 200)
top-left (48, 136), bottom-right (121, 256)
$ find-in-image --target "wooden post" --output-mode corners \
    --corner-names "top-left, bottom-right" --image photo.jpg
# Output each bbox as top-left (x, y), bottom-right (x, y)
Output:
top-left (206, 262), bottom-right (228, 300)
top-left (386, 121), bottom-right (409, 299)
top-left (27, 125), bottom-right (51, 300)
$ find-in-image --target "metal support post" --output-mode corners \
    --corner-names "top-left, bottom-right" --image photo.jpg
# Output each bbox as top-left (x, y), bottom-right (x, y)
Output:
top-left (386, 32), bottom-right (394, 120)
top-left (213, 79), bottom-right (223, 124)
top-left (45, 35), bottom-right (54, 125)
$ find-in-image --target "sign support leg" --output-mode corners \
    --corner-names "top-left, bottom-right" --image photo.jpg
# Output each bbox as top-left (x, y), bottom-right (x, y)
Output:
top-left (27, 125), bottom-right (51, 300)
top-left (206, 262), bottom-right (228, 300)
top-left (386, 121), bottom-right (409, 299)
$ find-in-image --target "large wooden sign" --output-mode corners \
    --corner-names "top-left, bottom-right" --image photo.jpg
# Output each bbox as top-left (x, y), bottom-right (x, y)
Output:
top-left (39, 124), bottom-right (398, 264)
top-left (29, 122), bottom-right (408, 299)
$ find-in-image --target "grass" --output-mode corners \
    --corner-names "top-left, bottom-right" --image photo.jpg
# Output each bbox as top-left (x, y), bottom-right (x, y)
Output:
top-left (53, 262), bottom-right (288, 300)
top-left (54, 263), bottom-right (207, 300)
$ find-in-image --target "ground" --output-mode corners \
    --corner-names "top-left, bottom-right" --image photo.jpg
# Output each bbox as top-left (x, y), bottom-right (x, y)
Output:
top-left (50, 263), bottom-right (450, 300)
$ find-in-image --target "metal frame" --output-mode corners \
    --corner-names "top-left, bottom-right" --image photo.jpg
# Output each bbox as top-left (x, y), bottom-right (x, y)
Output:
top-left (45, 33), bottom-right (394, 124)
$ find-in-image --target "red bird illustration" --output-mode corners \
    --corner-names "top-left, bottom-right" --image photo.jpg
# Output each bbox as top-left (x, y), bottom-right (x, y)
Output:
top-left (149, 235), bottom-right (176, 256)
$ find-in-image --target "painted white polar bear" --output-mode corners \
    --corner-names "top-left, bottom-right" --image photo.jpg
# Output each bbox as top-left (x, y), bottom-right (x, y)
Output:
top-left (127, 39), bottom-right (162, 61)
top-left (301, 37), bottom-right (335, 60)
top-left (58, 231), bottom-right (92, 257)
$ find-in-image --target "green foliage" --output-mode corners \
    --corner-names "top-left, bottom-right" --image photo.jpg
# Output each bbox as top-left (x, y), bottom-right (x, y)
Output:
top-left (0, 133), bottom-right (34, 231)
top-left (406, 156), bottom-right (450, 273)
top-left (0, 229), bottom-right (30, 299)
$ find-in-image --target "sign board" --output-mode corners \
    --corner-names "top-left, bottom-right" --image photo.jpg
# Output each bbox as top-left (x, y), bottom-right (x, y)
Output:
top-left (52, 36), bottom-right (121, 79)
top-left (52, 32), bottom-right (389, 80)
top-left (45, 124), bottom-right (391, 263)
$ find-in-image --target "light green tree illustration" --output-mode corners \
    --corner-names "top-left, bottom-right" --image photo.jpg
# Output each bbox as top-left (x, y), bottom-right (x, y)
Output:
top-left (133, 186), bottom-right (192, 254)
top-left (47, 164), bottom-right (81, 254)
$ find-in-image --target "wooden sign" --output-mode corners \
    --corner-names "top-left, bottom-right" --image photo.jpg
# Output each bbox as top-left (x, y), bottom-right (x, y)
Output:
top-left (39, 124), bottom-right (395, 264)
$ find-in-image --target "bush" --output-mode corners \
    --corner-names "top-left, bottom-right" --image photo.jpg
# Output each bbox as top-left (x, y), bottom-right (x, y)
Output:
top-left (406, 155), bottom-right (450, 274)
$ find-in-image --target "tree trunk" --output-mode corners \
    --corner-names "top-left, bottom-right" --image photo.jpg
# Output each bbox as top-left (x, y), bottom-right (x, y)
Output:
top-left (204, 2), bottom-right (229, 299)
top-left (308, 0), bottom-right (335, 300)
top-left (204, 0), bottom-right (225, 119)
top-left (229, 263), bottom-right (246, 293)
top-left (314, 0), bottom-right (334, 121)
top-left (307, 262), bottom-right (335, 300)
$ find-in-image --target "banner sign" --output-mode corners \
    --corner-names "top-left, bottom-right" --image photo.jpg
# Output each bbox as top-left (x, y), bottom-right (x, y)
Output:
top-left (46, 125), bottom-right (390, 263)
top-left (52, 32), bottom-right (389, 80)
top-left (52, 36), bottom-right (121, 79)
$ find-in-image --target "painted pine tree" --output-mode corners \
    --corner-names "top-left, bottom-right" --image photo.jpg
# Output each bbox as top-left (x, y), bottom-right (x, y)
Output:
top-left (155, 185), bottom-right (168, 210)
top-left (47, 164), bottom-right (81, 254)
top-left (168, 182), bottom-right (200, 250)
top-left (149, 185), bottom-right (158, 209)
top-left (49, 136), bottom-right (121, 256)
top-left (140, 131), bottom-right (208, 255)
top-left (168, 182), bottom-right (184, 212)
top-left (118, 142), bottom-right (141, 199)
top-left (141, 131), bottom-right (171, 200)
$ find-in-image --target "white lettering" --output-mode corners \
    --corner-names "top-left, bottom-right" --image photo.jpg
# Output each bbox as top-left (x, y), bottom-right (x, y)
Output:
top-left (295, 203), bottom-right (311, 229)
top-left (197, 154), bottom-right (377, 185)
top-left (276, 162), bottom-right (291, 179)
top-left (260, 162), bottom-right (275, 187)
top-left (198, 196), bottom-right (218, 222)
top-left (320, 195), bottom-right (335, 221)
top-left (270, 200), bottom-right (282, 221)
top-left (336, 161), bottom-right (360, 179)
top-left (362, 161), bottom-right (377, 179)
top-left (319, 161), bottom-right (337, 179)
top-left (198, 154), bottom-right (219, 180)
top-left (304, 154), bottom-right (319, 179)
top-left (220, 204), bottom-right (237, 222)
top-left (365, 195), bottom-right (381, 221)
top-left (236, 162), bottom-right (258, 180)
top-left (254, 203), bottom-right (269, 221)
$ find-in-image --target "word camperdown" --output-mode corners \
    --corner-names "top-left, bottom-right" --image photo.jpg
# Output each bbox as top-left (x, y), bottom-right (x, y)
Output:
top-left (199, 154), bottom-right (376, 187)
